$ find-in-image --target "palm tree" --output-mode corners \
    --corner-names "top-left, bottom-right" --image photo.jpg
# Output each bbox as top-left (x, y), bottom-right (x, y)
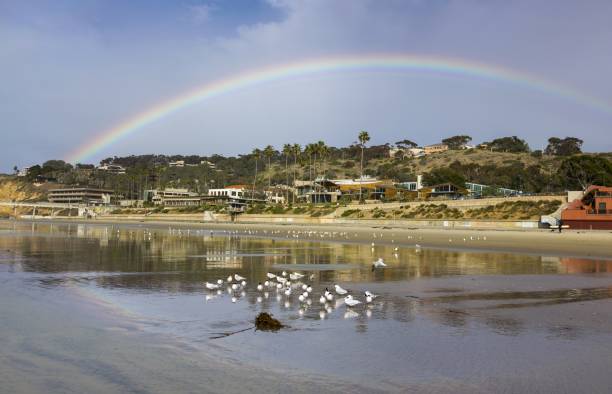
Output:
top-left (291, 144), bottom-right (301, 204)
top-left (358, 130), bottom-right (370, 202)
top-left (282, 144), bottom-right (292, 204)
top-left (251, 148), bottom-right (262, 199)
top-left (263, 145), bottom-right (275, 189)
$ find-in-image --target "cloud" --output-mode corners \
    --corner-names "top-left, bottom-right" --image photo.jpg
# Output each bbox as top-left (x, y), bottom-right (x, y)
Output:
top-left (1, 0), bottom-right (612, 171)
top-left (188, 3), bottom-right (213, 25)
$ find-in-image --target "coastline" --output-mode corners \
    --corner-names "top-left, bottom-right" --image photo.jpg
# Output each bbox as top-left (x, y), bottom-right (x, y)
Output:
top-left (13, 216), bottom-right (612, 260)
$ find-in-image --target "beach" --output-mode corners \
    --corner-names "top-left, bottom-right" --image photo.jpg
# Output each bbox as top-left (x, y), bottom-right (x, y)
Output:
top-left (25, 216), bottom-right (612, 259)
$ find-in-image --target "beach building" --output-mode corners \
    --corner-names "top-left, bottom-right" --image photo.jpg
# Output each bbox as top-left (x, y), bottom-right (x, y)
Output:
top-left (207, 185), bottom-right (248, 198)
top-left (561, 185), bottom-right (612, 229)
top-left (48, 187), bottom-right (115, 205)
top-left (145, 188), bottom-right (201, 206)
top-left (424, 183), bottom-right (468, 200)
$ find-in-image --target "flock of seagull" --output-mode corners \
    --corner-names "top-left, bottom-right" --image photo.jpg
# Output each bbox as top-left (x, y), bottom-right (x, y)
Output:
top-left (204, 259), bottom-right (387, 317)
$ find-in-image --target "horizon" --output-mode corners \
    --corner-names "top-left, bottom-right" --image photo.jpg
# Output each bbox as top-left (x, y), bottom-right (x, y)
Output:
top-left (3, 1), bottom-right (612, 171)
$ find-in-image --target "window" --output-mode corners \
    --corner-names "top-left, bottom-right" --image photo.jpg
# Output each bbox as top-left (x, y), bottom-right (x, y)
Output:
top-left (598, 202), bottom-right (607, 214)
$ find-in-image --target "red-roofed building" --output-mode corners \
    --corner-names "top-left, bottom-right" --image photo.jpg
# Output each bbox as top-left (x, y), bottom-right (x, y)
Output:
top-left (561, 185), bottom-right (612, 229)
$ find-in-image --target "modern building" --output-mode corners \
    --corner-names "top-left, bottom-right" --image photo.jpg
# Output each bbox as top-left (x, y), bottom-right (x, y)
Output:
top-left (144, 188), bottom-right (201, 206)
top-left (168, 160), bottom-right (185, 168)
top-left (48, 187), bottom-right (115, 205)
top-left (465, 182), bottom-right (522, 197)
top-left (425, 183), bottom-right (468, 200)
top-left (561, 185), bottom-right (612, 229)
top-left (296, 177), bottom-right (396, 203)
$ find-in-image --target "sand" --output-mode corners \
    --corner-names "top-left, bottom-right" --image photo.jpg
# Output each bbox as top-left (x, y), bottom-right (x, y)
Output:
top-left (16, 217), bottom-right (612, 259)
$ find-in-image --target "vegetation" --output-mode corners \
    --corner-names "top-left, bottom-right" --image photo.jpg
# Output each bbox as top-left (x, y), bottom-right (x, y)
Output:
top-left (442, 135), bottom-right (472, 150)
top-left (10, 133), bottom-right (611, 203)
top-left (338, 200), bottom-right (562, 221)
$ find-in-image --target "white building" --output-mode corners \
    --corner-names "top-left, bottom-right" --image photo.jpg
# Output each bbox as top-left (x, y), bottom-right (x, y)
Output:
top-left (168, 160), bottom-right (185, 168)
top-left (16, 167), bottom-right (31, 177)
top-left (97, 164), bottom-right (126, 174)
top-left (207, 185), bottom-right (247, 198)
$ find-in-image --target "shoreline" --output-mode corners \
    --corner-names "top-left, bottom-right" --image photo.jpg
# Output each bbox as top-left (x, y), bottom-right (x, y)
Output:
top-left (11, 217), bottom-right (612, 260)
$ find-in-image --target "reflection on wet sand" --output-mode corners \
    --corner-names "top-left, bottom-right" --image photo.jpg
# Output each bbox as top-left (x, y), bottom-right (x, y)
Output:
top-left (4, 220), bottom-right (612, 392)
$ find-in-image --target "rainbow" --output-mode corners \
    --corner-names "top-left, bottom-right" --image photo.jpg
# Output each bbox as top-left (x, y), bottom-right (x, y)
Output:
top-left (66, 54), bottom-right (612, 163)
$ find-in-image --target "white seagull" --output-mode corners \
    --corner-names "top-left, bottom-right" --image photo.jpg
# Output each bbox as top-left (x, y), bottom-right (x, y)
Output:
top-left (257, 283), bottom-right (263, 291)
top-left (334, 284), bottom-right (348, 295)
top-left (234, 274), bottom-right (245, 281)
top-left (344, 295), bottom-right (362, 307)
top-left (266, 273), bottom-right (277, 279)
top-left (205, 282), bottom-right (219, 290)
top-left (372, 258), bottom-right (387, 270)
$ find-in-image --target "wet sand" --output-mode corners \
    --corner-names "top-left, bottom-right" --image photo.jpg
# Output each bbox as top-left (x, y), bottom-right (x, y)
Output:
top-left (27, 217), bottom-right (612, 259)
top-left (3, 220), bottom-right (612, 393)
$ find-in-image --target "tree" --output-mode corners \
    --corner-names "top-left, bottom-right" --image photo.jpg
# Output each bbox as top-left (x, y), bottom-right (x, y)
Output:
top-left (282, 144), bottom-right (292, 203)
top-left (251, 148), bottom-right (262, 198)
top-left (13, 166), bottom-right (18, 174)
top-left (395, 139), bottom-right (418, 149)
top-left (423, 168), bottom-right (466, 187)
top-left (442, 135), bottom-right (472, 150)
top-left (291, 144), bottom-right (301, 203)
top-left (559, 155), bottom-right (612, 190)
top-left (358, 130), bottom-right (370, 202)
top-left (545, 137), bottom-right (583, 156)
top-left (263, 145), bottom-right (275, 189)
top-left (489, 136), bottom-right (530, 153)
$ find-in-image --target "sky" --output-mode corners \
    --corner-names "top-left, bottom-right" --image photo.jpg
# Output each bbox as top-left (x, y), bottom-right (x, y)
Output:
top-left (2, 0), bottom-right (612, 172)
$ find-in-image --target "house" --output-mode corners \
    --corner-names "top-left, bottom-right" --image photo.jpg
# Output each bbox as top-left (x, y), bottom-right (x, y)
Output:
top-left (48, 187), bottom-right (115, 205)
top-left (423, 143), bottom-right (449, 155)
top-left (168, 160), bottom-right (185, 168)
top-left (207, 185), bottom-right (248, 199)
top-left (561, 185), bottom-right (612, 229)
top-left (16, 167), bottom-right (31, 177)
top-left (97, 164), bottom-right (126, 174)
top-left (396, 175), bottom-right (424, 192)
top-left (424, 183), bottom-right (468, 200)
top-left (145, 188), bottom-right (201, 206)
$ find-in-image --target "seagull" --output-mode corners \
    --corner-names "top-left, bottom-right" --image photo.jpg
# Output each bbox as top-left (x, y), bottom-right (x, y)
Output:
top-left (301, 284), bottom-right (308, 291)
top-left (266, 273), bottom-right (276, 279)
top-left (264, 280), bottom-right (270, 287)
top-left (306, 286), bottom-right (312, 293)
top-left (282, 271), bottom-right (287, 277)
top-left (334, 284), bottom-right (348, 295)
top-left (205, 282), bottom-right (219, 290)
top-left (241, 280), bottom-right (247, 286)
top-left (325, 288), bottom-right (334, 301)
top-left (277, 277), bottom-right (287, 284)
top-left (227, 275), bottom-right (233, 283)
top-left (290, 272), bottom-right (305, 280)
top-left (319, 295), bottom-right (326, 304)
top-left (284, 288), bottom-right (292, 296)
top-left (216, 279), bottom-right (223, 285)
top-left (298, 294), bottom-right (305, 302)
top-left (234, 274), bottom-right (245, 281)
top-left (365, 290), bottom-right (379, 300)
top-left (372, 258), bottom-right (387, 270)
top-left (344, 295), bottom-right (362, 307)
top-left (257, 283), bottom-right (263, 291)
